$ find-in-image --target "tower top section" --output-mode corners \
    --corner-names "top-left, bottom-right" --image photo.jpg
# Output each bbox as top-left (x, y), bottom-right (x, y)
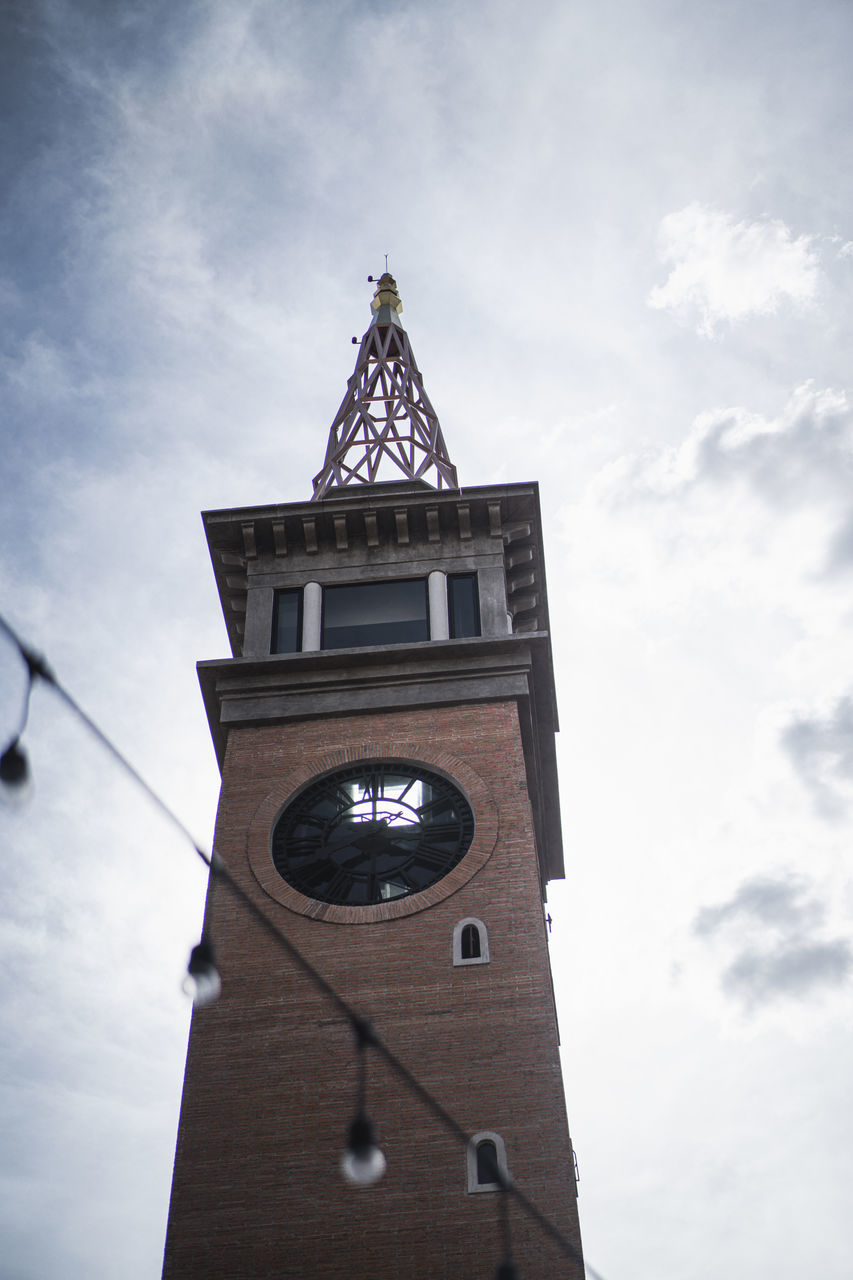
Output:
top-left (311, 274), bottom-right (459, 500)
top-left (369, 271), bottom-right (404, 325)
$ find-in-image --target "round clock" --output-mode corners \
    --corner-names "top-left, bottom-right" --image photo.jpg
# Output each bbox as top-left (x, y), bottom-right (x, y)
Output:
top-left (271, 761), bottom-right (475, 906)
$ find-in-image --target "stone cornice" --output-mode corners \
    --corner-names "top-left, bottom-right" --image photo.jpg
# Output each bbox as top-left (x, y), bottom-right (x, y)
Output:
top-left (198, 632), bottom-right (564, 885)
top-left (202, 481), bottom-right (552, 657)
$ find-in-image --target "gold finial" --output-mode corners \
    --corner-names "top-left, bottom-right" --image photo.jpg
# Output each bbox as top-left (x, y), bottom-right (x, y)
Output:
top-left (369, 272), bottom-right (403, 317)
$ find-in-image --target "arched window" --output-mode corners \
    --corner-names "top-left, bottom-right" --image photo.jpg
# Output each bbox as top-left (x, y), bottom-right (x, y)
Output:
top-left (452, 918), bottom-right (490, 966)
top-left (476, 1140), bottom-right (498, 1183)
top-left (461, 923), bottom-right (481, 959)
top-left (466, 1132), bottom-right (509, 1193)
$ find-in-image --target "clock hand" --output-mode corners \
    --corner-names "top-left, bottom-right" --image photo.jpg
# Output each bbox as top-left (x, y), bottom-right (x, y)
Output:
top-left (324, 813), bottom-right (416, 854)
top-left (320, 819), bottom-right (387, 855)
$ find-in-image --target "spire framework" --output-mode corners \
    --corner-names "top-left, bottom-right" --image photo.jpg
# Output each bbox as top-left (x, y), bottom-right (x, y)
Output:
top-left (312, 274), bottom-right (458, 500)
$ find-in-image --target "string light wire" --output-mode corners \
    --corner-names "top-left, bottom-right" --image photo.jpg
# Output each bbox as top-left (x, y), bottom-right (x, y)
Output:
top-left (496, 1172), bottom-right (517, 1280)
top-left (0, 613), bottom-right (603, 1279)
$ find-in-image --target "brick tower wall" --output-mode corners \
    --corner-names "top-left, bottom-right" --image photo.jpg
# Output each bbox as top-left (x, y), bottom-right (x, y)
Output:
top-left (162, 699), bottom-right (583, 1280)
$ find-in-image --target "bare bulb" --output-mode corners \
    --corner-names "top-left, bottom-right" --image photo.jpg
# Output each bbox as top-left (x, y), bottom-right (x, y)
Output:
top-left (0, 740), bottom-right (31, 802)
top-left (182, 939), bottom-right (221, 1007)
top-left (341, 1114), bottom-right (386, 1187)
top-left (0, 740), bottom-right (29, 785)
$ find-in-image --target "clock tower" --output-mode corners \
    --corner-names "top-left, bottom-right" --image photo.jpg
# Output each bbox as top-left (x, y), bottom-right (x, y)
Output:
top-left (162, 275), bottom-right (584, 1279)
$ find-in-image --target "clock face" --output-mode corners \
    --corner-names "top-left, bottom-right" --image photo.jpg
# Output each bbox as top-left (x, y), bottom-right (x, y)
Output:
top-left (271, 761), bottom-right (475, 906)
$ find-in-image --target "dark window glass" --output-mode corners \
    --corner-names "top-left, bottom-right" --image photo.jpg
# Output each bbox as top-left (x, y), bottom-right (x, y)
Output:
top-left (272, 589), bottom-right (302, 654)
top-left (323, 579), bottom-right (429, 650)
top-left (461, 923), bottom-right (481, 959)
top-left (476, 1141), bottom-right (499, 1185)
top-left (448, 574), bottom-right (480, 638)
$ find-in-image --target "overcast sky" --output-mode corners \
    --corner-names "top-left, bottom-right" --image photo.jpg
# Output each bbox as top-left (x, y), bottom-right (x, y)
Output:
top-left (2, 1), bottom-right (852, 1277)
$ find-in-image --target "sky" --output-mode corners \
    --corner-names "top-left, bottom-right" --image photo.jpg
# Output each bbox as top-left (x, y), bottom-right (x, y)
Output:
top-left (1, 0), bottom-right (852, 1276)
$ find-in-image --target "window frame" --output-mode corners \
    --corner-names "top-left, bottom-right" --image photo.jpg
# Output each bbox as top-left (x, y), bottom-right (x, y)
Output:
top-left (466, 1132), bottom-right (509, 1193)
top-left (452, 917), bottom-right (490, 966)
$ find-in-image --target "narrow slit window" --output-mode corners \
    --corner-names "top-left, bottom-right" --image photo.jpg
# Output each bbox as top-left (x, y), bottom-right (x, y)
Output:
top-left (272, 589), bottom-right (302, 654)
top-left (448, 573), bottom-right (480, 639)
top-left (461, 923), bottom-right (481, 959)
top-left (476, 1141), bottom-right (499, 1185)
top-left (466, 1132), bottom-right (508, 1193)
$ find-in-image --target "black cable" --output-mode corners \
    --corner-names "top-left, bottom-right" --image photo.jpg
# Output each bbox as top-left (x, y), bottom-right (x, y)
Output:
top-left (0, 613), bottom-right (599, 1278)
top-left (497, 1176), bottom-right (515, 1275)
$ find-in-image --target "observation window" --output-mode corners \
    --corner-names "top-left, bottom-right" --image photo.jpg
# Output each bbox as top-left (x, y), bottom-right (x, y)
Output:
top-left (322, 579), bottom-right (429, 650)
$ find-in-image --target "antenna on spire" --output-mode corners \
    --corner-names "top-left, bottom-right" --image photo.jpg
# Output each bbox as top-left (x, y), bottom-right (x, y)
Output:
top-left (367, 256), bottom-right (390, 283)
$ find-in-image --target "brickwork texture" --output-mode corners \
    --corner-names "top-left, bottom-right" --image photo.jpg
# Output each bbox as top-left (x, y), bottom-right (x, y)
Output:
top-left (162, 699), bottom-right (583, 1280)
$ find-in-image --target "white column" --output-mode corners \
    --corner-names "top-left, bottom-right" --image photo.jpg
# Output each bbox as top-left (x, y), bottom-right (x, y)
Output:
top-left (302, 581), bottom-right (322, 651)
top-left (428, 570), bottom-right (449, 640)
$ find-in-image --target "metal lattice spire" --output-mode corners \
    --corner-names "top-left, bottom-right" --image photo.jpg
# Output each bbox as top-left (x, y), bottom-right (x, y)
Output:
top-left (311, 274), bottom-right (458, 500)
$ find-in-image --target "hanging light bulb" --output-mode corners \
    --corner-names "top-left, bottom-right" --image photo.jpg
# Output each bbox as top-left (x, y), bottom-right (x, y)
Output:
top-left (182, 936), bottom-right (221, 1007)
top-left (0, 638), bottom-right (44, 800)
top-left (340, 1112), bottom-right (386, 1186)
top-left (0, 738), bottom-right (30, 794)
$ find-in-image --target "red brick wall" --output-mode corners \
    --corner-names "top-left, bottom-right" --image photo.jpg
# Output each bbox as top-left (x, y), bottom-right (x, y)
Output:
top-left (162, 700), bottom-right (583, 1279)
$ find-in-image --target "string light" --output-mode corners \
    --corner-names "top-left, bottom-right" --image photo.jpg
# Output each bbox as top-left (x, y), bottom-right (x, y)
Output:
top-left (341, 1112), bottom-right (387, 1187)
top-left (0, 738), bottom-right (29, 789)
top-left (341, 1017), bottom-right (386, 1187)
top-left (182, 936), bottom-right (222, 1007)
top-left (0, 627), bottom-right (51, 796)
top-left (0, 613), bottom-right (595, 1279)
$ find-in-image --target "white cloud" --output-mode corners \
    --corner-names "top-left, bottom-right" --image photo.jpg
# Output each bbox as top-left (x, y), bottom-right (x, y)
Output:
top-left (694, 875), bottom-right (825, 936)
top-left (684, 383), bottom-right (851, 507)
top-left (721, 940), bottom-right (852, 1005)
top-left (694, 875), bottom-right (852, 1009)
top-left (607, 382), bottom-right (853, 581)
top-left (648, 204), bottom-right (820, 337)
top-left (781, 696), bottom-right (853, 820)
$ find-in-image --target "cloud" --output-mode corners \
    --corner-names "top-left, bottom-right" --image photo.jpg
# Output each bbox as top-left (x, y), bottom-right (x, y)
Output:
top-left (682, 383), bottom-right (852, 516)
top-left (781, 696), bottom-right (853, 820)
top-left (648, 204), bottom-right (820, 337)
top-left (694, 876), bottom-right (824, 936)
top-left (824, 512), bottom-right (853, 575)
top-left (720, 941), bottom-right (852, 1005)
top-left (604, 382), bottom-right (853, 580)
top-left (610, 382), bottom-right (852, 509)
top-left (694, 875), bottom-right (851, 1009)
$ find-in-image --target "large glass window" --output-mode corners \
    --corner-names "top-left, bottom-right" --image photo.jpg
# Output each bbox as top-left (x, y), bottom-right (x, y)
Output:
top-left (272, 589), bottom-right (302, 654)
top-left (322, 579), bottom-right (429, 650)
top-left (448, 573), bottom-right (480, 638)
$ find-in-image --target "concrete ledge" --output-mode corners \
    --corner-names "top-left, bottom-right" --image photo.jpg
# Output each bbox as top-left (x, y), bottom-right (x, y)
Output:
top-left (198, 632), bottom-right (564, 884)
